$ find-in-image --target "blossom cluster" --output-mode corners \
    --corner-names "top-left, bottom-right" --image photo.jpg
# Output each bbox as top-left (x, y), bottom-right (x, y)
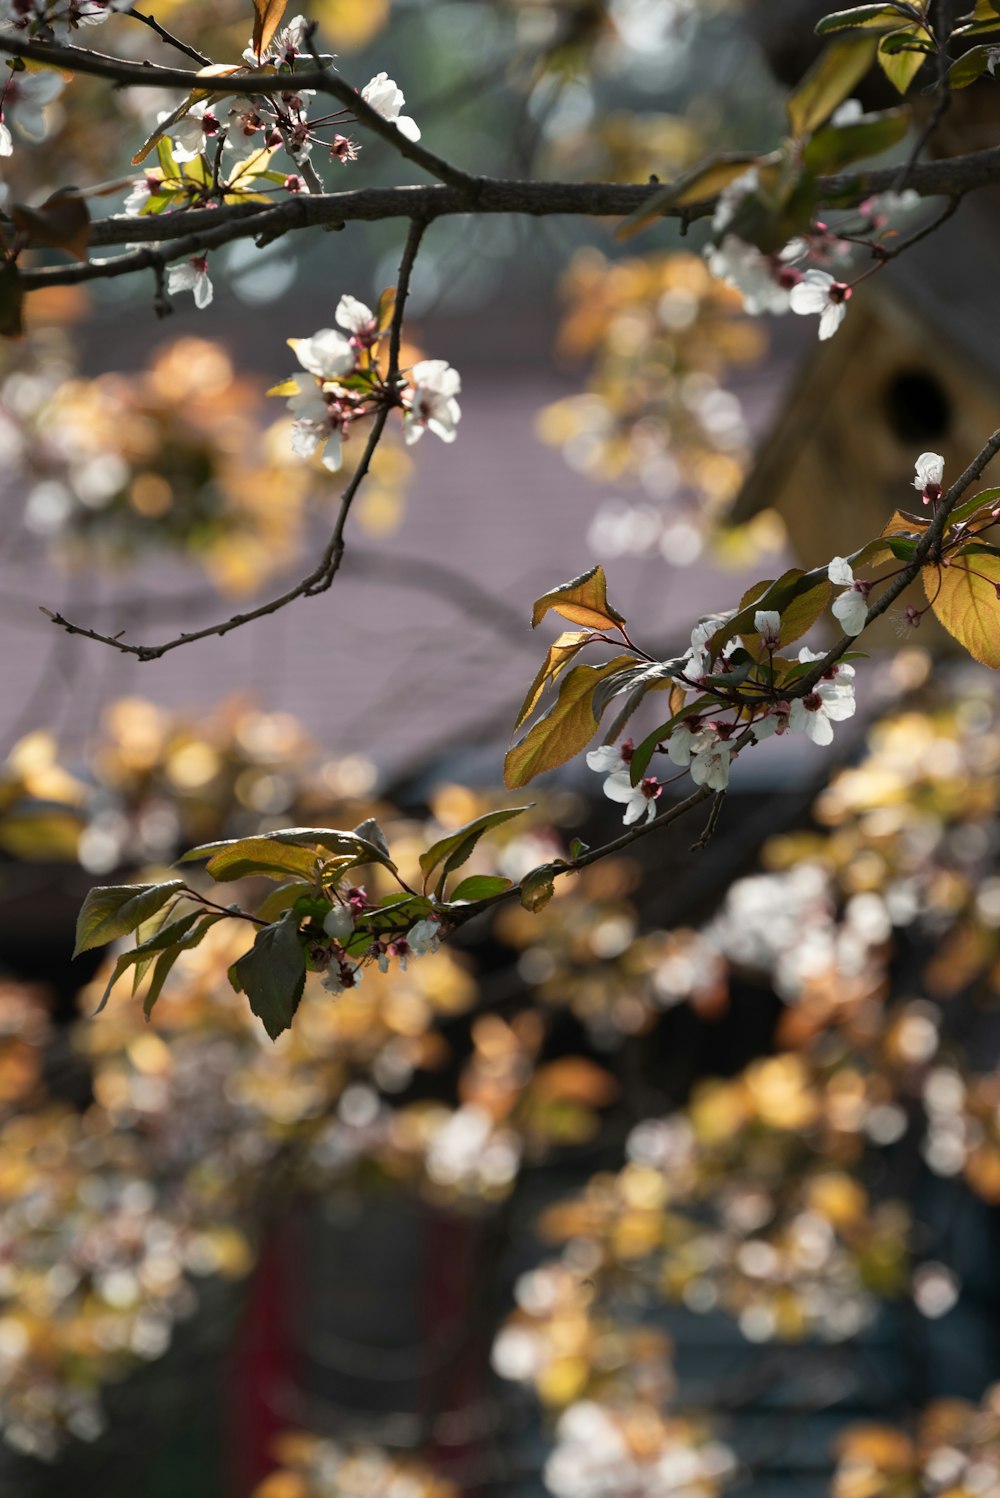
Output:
top-left (588, 635), bottom-right (856, 824)
top-left (0, 0), bottom-right (128, 38)
top-left (705, 156), bottom-right (922, 342)
top-left (279, 294), bottom-right (461, 472)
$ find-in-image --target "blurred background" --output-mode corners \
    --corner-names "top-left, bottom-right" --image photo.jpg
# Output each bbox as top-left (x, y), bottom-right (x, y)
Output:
top-left (2, 1), bottom-right (1000, 1495)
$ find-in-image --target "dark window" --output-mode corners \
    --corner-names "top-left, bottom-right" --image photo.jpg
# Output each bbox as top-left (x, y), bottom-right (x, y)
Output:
top-left (884, 368), bottom-right (952, 443)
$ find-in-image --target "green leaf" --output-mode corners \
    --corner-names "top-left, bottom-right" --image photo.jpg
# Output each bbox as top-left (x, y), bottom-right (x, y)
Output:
top-left (143, 914), bottom-right (225, 1019)
top-left (74, 880), bottom-right (186, 959)
top-left (948, 44), bottom-right (994, 86)
top-left (419, 806), bottom-right (532, 890)
top-left (712, 569), bottom-right (831, 657)
top-left (182, 826), bottom-right (395, 869)
top-left (878, 25), bottom-right (933, 92)
top-left (803, 108), bottom-right (910, 172)
top-left (93, 909), bottom-right (204, 1014)
top-left (504, 655), bottom-right (635, 789)
top-left (255, 880), bottom-right (316, 923)
top-left (787, 37), bottom-right (879, 137)
top-left (815, 5), bottom-right (911, 35)
top-left (204, 839), bottom-right (322, 883)
top-left (228, 910), bottom-right (307, 1041)
top-left (531, 565), bottom-right (626, 632)
top-left (353, 818), bottom-right (391, 862)
top-left (949, 487), bottom-right (1000, 527)
top-left (448, 874), bottom-right (514, 902)
top-left (923, 553), bottom-right (1000, 666)
top-left (887, 536), bottom-right (917, 559)
top-left (520, 864), bottom-right (560, 913)
top-left (516, 631), bottom-right (594, 730)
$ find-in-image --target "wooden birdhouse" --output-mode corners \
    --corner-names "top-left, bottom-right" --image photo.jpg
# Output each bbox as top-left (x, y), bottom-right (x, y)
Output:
top-left (730, 201), bottom-right (1000, 645)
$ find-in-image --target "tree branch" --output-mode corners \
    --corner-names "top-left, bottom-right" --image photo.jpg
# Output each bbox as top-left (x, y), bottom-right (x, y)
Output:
top-left (44, 215), bottom-right (431, 661)
top-left (14, 142), bottom-right (1000, 294)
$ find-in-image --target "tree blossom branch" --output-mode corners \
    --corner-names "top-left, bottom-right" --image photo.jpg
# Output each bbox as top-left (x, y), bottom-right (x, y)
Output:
top-left (0, 31), bottom-right (478, 190)
top-left (446, 785), bottom-right (716, 930)
top-left (791, 425), bottom-right (1000, 698)
top-left (43, 215), bottom-right (430, 661)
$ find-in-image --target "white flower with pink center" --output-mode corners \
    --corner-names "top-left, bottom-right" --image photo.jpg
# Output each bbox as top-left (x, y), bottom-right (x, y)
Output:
top-left (166, 256), bottom-right (213, 310)
top-left (789, 269), bottom-right (851, 340)
top-left (913, 452), bottom-right (944, 503)
top-left (828, 557), bottom-right (869, 636)
top-left (602, 770), bottom-right (661, 825)
top-left (405, 359), bottom-right (462, 446)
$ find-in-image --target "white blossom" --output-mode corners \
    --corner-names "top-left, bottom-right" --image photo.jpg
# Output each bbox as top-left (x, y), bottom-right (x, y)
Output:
top-left (361, 72), bottom-right (421, 142)
top-left (666, 722), bottom-right (708, 768)
top-left (166, 256), bottom-right (213, 310)
top-left (913, 451), bottom-right (945, 496)
top-left (1, 67), bottom-right (64, 145)
top-left (832, 589), bottom-right (868, 635)
top-left (711, 167), bottom-right (757, 235)
top-left (788, 665), bottom-right (856, 745)
top-left (831, 98), bottom-right (864, 126)
top-left (689, 740), bottom-right (732, 791)
top-left (321, 959), bottom-right (362, 994)
top-left (754, 609), bottom-right (781, 648)
top-left (322, 905), bottom-right (355, 941)
top-left (335, 294), bottom-right (376, 337)
top-left (789, 269), bottom-right (851, 340)
top-left (828, 557), bottom-right (869, 635)
top-left (706, 234), bottom-right (792, 316)
top-left (602, 770), bottom-right (661, 825)
top-left (586, 741), bottom-right (632, 776)
top-left (752, 708), bottom-right (788, 741)
top-left (165, 100), bottom-right (216, 164)
top-left (405, 359), bottom-right (462, 445)
top-left (289, 328), bottom-right (356, 379)
top-left (122, 176), bottom-right (153, 216)
top-left (407, 918), bottom-right (442, 955)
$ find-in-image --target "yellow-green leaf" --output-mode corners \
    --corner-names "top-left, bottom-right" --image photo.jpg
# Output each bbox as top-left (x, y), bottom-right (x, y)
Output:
top-left (531, 565), bottom-right (626, 632)
top-left (787, 38), bottom-right (878, 138)
top-left (419, 806), bottom-right (531, 889)
top-left (515, 630), bottom-right (594, 730)
top-left (616, 154), bottom-right (761, 240)
top-left (878, 25), bottom-right (933, 93)
top-left (75, 881), bottom-right (186, 959)
top-left (815, 5), bottom-right (911, 36)
top-left (923, 553), bottom-right (1000, 666)
top-left (253, 0), bottom-right (289, 58)
top-left (504, 655), bottom-right (634, 789)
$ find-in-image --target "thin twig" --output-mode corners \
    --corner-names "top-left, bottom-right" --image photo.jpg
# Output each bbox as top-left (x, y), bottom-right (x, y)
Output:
top-left (125, 7), bottom-right (210, 67)
top-left (450, 786), bottom-right (715, 928)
